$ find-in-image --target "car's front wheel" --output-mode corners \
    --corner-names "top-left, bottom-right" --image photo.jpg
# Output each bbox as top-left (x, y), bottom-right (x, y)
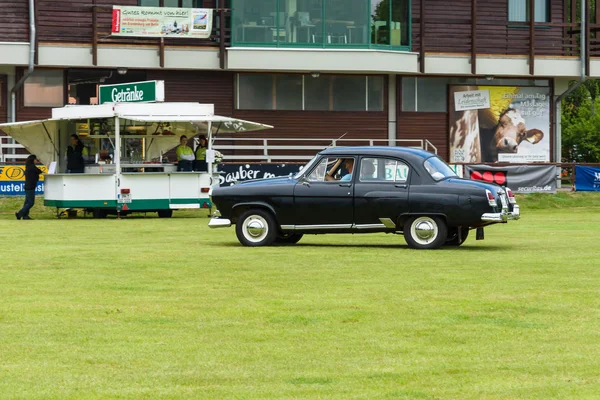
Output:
top-left (445, 227), bottom-right (469, 246)
top-left (275, 233), bottom-right (303, 245)
top-left (236, 209), bottom-right (277, 247)
top-left (403, 216), bottom-right (447, 249)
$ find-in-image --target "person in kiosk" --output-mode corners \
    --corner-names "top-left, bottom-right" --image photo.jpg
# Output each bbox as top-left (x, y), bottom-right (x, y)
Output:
top-left (194, 135), bottom-right (208, 172)
top-left (176, 135), bottom-right (195, 172)
top-left (66, 134), bottom-right (88, 173)
top-left (15, 154), bottom-right (43, 220)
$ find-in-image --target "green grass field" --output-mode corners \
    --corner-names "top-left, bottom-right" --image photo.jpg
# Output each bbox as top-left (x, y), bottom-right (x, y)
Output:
top-left (1, 194), bottom-right (600, 399)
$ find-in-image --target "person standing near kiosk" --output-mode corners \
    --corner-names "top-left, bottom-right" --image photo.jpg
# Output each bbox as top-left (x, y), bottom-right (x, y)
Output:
top-left (194, 135), bottom-right (208, 172)
top-left (176, 135), bottom-right (194, 172)
top-left (66, 134), bottom-right (88, 173)
top-left (15, 154), bottom-right (43, 220)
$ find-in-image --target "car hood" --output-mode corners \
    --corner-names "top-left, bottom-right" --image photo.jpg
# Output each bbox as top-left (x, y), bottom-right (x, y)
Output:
top-left (232, 176), bottom-right (296, 187)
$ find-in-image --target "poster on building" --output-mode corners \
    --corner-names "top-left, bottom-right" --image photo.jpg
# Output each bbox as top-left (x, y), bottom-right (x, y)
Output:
top-left (111, 6), bottom-right (213, 39)
top-left (0, 165), bottom-right (47, 195)
top-left (465, 164), bottom-right (557, 193)
top-left (449, 86), bottom-right (551, 164)
top-left (454, 90), bottom-right (491, 111)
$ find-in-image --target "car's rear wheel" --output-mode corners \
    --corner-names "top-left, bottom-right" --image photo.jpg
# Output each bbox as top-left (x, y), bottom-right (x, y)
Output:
top-left (445, 227), bottom-right (469, 246)
top-left (275, 232), bottom-right (303, 245)
top-left (403, 216), bottom-right (447, 249)
top-left (236, 209), bottom-right (277, 247)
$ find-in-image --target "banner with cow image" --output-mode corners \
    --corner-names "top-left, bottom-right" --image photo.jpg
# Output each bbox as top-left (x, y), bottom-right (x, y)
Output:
top-left (465, 164), bottom-right (557, 193)
top-left (449, 86), bottom-right (551, 164)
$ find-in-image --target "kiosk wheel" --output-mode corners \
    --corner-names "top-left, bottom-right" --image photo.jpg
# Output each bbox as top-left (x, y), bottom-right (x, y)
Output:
top-left (158, 209), bottom-right (173, 218)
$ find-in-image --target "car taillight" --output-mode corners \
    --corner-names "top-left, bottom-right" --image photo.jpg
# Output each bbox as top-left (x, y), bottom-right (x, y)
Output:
top-left (485, 189), bottom-right (496, 207)
top-left (506, 188), bottom-right (516, 204)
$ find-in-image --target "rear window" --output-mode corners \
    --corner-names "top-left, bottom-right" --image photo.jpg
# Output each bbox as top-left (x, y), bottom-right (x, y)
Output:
top-left (424, 156), bottom-right (457, 181)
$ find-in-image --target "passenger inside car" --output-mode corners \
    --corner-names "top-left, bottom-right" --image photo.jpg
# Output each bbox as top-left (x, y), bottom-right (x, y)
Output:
top-left (359, 159), bottom-right (376, 180)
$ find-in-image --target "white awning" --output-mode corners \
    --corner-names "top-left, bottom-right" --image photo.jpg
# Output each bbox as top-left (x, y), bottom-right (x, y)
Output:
top-left (121, 115), bottom-right (273, 133)
top-left (0, 119), bottom-right (60, 166)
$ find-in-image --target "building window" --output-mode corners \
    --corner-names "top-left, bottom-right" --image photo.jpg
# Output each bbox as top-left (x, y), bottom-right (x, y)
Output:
top-left (237, 73), bottom-right (384, 111)
top-left (24, 70), bottom-right (64, 107)
top-left (233, 0), bottom-right (410, 48)
top-left (508, 0), bottom-right (550, 23)
top-left (401, 77), bottom-right (550, 112)
top-left (139, 0), bottom-right (201, 7)
top-left (402, 77), bottom-right (449, 112)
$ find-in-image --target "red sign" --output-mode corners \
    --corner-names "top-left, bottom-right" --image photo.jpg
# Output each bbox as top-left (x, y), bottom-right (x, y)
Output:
top-left (470, 170), bottom-right (507, 185)
top-left (112, 9), bottom-right (121, 33)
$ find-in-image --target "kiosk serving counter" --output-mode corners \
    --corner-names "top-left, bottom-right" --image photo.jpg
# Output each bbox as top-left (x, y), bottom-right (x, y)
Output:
top-left (0, 102), bottom-right (272, 217)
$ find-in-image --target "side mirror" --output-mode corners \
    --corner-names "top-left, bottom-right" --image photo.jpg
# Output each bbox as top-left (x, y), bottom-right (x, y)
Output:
top-left (301, 176), bottom-right (310, 187)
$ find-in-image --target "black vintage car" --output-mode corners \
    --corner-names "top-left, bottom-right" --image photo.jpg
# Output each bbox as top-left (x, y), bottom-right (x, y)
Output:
top-left (209, 147), bottom-right (520, 249)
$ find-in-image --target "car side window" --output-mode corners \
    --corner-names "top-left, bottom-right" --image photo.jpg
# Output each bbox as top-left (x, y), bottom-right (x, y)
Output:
top-left (306, 157), bottom-right (354, 182)
top-left (359, 158), bottom-right (410, 183)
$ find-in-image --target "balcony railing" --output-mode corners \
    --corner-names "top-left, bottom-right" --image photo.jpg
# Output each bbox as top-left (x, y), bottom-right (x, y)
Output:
top-left (210, 137), bottom-right (438, 162)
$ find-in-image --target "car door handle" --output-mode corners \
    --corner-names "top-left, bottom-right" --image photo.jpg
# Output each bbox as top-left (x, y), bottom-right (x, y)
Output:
top-left (395, 184), bottom-right (408, 189)
top-left (339, 183), bottom-right (351, 187)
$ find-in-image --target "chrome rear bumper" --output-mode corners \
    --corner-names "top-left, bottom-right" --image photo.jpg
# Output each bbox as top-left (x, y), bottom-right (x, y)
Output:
top-left (481, 205), bottom-right (520, 222)
top-left (208, 218), bottom-right (232, 228)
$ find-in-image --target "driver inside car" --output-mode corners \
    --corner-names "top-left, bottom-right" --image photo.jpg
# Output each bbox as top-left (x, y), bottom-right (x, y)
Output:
top-left (325, 158), bottom-right (354, 182)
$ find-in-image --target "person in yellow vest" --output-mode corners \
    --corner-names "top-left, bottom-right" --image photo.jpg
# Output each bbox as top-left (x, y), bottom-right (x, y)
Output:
top-left (194, 135), bottom-right (208, 172)
top-left (176, 135), bottom-right (194, 171)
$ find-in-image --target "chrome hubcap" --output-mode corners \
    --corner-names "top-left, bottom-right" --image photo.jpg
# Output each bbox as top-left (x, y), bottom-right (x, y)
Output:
top-left (243, 215), bottom-right (268, 243)
top-left (411, 217), bottom-right (438, 245)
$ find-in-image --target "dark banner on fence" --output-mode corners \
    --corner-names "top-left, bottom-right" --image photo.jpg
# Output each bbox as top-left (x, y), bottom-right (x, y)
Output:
top-left (217, 163), bottom-right (304, 187)
top-left (465, 164), bottom-right (557, 193)
top-left (575, 166), bottom-right (600, 191)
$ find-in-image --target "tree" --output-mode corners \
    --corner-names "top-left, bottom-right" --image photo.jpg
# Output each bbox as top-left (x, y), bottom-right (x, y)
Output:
top-left (562, 95), bottom-right (600, 163)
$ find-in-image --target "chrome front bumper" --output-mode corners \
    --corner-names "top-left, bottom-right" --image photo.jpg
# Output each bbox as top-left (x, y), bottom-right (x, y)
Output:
top-left (481, 205), bottom-right (520, 222)
top-left (208, 218), bottom-right (232, 228)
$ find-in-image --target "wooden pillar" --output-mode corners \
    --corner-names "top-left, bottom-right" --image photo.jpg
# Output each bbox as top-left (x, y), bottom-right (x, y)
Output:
top-left (529, 0), bottom-right (535, 75)
top-left (471, 0), bottom-right (476, 74)
top-left (219, 0), bottom-right (226, 69)
top-left (420, 0), bottom-right (425, 74)
top-left (159, 38), bottom-right (165, 68)
top-left (92, 1), bottom-right (98, 66)
top-left (586, 0), bottom-right (591, 76)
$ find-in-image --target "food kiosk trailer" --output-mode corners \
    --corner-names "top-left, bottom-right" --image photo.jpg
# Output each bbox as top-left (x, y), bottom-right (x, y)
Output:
top-left (0, 102), bottom-right (272, 217)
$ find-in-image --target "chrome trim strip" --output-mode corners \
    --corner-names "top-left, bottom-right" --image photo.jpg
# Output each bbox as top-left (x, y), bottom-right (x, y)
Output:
top-left (379, 218), bottom-right (396, 229)
top-left (294, 224), bottom-right (353, 230)
top-left (353, 223), bottom-right (387, 230)
top-left (280, 225), bottom-right (294, 230)
top-left (208, 218), bottom-right (232, 228)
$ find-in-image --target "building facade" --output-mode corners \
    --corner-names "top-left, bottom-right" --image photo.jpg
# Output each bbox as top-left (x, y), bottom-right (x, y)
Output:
top-left (0, 0), bottom-right (596, 163)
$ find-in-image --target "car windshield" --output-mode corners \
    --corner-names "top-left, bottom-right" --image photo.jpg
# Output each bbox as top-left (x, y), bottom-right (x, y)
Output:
top-left (294, 155), bottom-right (320, 179)
top-left (424, 156), bottom-right (458, 181)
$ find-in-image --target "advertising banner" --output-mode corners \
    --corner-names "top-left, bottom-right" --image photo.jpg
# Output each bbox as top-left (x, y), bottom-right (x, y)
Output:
top-left (0, 165), bottom-right (47, 196)
top-left (111, 6), bottom-right (213, 39)
top-left (575, 166), bottom-right (600, 191)
top-left (449, 86), bottom-right (551, 163)
top-left (465, 164), bottom-right (557, 193)
top-left (218, 164), bottom-right (303, 187)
